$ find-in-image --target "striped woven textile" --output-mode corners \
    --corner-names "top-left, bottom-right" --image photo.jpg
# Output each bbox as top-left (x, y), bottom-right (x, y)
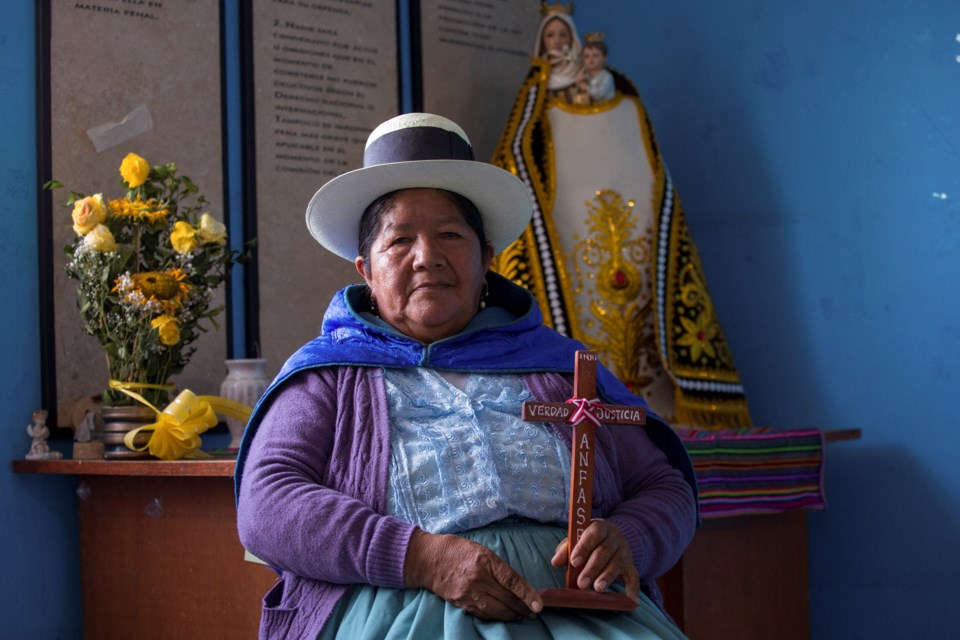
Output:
top-left (679, 428), bottom-right (827, 519)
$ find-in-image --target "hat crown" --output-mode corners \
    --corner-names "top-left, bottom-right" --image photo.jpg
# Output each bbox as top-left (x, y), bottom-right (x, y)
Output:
top-left (367, 113), bottom-right (470, 146)
top-left (363, 113), bottom-right (474, 167)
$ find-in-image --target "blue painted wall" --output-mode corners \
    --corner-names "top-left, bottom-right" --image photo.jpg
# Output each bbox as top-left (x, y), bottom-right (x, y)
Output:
top-left (2, 0), bottom-right (958, 637)
top-left (576, 1), bottom-right (960, 637)
top-left (0, 1), bottom-right (83, 637)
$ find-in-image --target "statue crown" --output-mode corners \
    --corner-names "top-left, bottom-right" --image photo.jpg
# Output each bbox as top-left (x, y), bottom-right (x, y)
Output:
top-left (584, 31), bottom-right (605, 44)
top-left (540, 1), bottom-right (574, 17)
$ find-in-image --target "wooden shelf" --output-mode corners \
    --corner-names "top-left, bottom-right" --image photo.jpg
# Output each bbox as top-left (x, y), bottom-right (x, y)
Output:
top-left (12, 457), bottom-right (236, 477)
top-left (12, 429), bottom-right (860, 479)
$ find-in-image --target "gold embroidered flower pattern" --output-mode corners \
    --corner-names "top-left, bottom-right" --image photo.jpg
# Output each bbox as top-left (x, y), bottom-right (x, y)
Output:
top-left (677, 312), bottom-right (719, 363)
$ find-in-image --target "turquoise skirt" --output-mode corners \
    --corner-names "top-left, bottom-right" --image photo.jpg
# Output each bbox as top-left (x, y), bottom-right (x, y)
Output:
top-left (320, 521), bottom-right (686, 639)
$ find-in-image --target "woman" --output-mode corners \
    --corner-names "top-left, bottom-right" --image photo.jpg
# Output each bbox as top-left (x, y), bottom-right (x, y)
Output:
top-left (491, 6), bottom-right (753, 428)
top-left (534, 9), bottom-right (583, 102)
top-left (235, 113), bottom-right (698, 639)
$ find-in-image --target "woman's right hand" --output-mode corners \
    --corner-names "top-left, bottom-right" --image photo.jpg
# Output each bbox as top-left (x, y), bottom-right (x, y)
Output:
top-left (403, 529), bottom-right (544, 621)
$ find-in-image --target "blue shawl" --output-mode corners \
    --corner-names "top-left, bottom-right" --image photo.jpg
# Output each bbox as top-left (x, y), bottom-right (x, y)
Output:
top-left (234, 273), bottom-right (697, 509)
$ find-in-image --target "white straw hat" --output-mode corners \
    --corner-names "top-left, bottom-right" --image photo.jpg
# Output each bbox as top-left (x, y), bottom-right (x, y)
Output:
top-left (305, 113), bottom-right (533, 260)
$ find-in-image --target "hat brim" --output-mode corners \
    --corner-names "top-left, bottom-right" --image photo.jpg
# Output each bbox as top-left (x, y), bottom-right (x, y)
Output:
top-left (305, 160), bottom-right (533, 261)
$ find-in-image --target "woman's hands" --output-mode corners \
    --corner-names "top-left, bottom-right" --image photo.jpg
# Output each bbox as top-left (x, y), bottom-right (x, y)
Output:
top-left (550, 519), bottom-right (640, 602)
top-left (404, 530), bottom-right (544, 621)
top-left (401, 521), bottom-right (638, 621)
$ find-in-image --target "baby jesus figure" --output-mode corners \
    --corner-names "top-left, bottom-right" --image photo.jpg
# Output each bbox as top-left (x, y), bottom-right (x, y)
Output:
top-left (576, 32), bottom-right (615, 104)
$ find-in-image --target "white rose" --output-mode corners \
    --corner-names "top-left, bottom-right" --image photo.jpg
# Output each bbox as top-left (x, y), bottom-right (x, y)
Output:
top-left (83, 224), bottom-right (117, 252)
top-left (197, 213), bottom-right (227, 245)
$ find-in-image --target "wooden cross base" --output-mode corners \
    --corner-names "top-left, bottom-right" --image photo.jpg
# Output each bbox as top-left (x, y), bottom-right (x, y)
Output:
top-left (540, 587), bottom-right (638, 611)
top-left (522, 350), bottom-right (647, 612)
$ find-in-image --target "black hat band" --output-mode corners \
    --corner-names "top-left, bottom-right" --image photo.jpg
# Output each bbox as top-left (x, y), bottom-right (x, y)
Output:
top-left (363, 126), bottom-right (475, 167)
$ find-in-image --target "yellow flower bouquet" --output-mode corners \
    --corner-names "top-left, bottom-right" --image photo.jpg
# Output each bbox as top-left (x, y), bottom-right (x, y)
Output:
top-left (47, 153), bottom-right (242, 410)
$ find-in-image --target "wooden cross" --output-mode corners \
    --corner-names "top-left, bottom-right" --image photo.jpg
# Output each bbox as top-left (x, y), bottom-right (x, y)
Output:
top-left (522, 350), bottom-right (647, 611)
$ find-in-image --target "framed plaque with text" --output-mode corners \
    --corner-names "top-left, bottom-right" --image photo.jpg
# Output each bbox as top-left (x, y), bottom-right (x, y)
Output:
top-left (419, 0), bottom-right (540, 161)
top-left (249, 0), bottom-right (400, 378)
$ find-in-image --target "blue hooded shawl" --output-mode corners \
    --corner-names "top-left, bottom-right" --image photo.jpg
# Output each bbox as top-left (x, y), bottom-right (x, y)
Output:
top-left (234, 273), bottom-right (697, 509)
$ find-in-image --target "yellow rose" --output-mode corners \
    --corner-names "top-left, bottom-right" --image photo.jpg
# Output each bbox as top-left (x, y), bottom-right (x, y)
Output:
top-left (71, 194), bottom-right (106, 236)
top-left (150, 314), bottom-right (181, 346)
top-left (82, 224), bottom-right (116, 252)
top-left (119, 153), bottom-right (150, 188)
top-left (170, 221), bottom-right (198, 254)
top-left (197, 213), bottom-right (227, 245)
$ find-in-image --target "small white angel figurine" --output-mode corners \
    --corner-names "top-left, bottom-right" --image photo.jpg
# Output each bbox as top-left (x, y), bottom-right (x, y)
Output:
top-left (25, 409), bottom-right (62, 461)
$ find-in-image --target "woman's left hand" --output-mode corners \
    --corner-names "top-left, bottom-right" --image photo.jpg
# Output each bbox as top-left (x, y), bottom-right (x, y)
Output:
top-left (550, 519), bottom-right (640, 602)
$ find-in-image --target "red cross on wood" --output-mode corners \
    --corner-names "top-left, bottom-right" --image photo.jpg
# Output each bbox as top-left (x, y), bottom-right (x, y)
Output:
top-left (522, 350), bottom-right (646, 611)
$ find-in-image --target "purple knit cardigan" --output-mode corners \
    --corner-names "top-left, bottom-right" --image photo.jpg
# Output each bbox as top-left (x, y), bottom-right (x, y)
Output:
top-left (237, 366), bottom-right (697, 639)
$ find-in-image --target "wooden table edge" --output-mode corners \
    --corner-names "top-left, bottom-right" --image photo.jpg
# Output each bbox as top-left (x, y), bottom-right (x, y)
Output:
top-left (11, 458), bottom-right (237, 477)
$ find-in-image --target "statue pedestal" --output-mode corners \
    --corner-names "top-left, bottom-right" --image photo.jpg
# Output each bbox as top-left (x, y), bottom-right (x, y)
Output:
top-left (72, 441), bottom-right (104, 459)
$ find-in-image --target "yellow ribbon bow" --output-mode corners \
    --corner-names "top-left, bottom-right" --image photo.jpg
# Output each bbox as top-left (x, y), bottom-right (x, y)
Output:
top-left (110, 381), bottom-right (252, 460)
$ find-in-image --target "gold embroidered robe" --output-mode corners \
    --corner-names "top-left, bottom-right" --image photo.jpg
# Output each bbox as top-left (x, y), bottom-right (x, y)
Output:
top-left (491, 58), bottom-right (752, 428)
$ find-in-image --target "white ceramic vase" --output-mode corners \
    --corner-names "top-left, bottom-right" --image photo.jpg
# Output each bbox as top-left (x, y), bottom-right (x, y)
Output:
top-left (220, 358), bottom-right (269, 450)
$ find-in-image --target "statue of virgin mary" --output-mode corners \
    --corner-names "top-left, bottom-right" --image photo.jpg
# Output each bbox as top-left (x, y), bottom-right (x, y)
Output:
top-left (491, 2), bottom-right (752, 428)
